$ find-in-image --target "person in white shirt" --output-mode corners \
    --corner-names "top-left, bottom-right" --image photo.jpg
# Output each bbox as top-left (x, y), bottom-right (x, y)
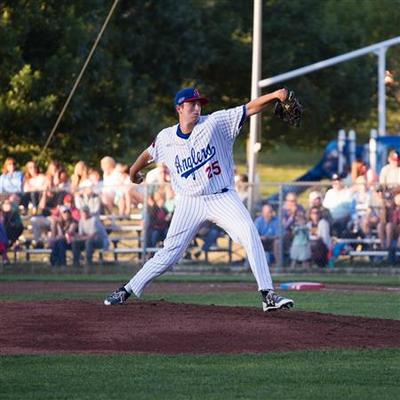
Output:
top-left (22, 161), bottom-right (47, 213)
top-left (322, 173), bottom-right (353, 236)
top-left (104, 86), bottom-right (294, 312)
top-left (100, 156), bottom-right (122, 214)
top-left (145, 163), bottom-right (170, 196)
top-left (379, 149), bottom-right (400, 189)
top-left (114, 163), bottom-right (144, 217)
top-left (74, 180), bottom-right (102, 216)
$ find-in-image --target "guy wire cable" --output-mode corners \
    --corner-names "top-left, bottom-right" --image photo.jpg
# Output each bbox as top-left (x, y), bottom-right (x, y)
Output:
top-left (38, 0), bottom-right (120, 160)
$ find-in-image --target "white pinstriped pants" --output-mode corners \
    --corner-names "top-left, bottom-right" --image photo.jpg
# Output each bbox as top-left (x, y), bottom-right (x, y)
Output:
top-left (126, 190), bottom-right (273, 297)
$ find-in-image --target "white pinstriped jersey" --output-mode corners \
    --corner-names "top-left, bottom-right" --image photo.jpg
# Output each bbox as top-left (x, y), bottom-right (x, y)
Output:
top-left (147, 105), bottom-right (246, 196)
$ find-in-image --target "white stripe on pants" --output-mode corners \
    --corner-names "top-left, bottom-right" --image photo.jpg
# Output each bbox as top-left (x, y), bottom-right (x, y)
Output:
top-left (126, 190), bottom-right (273, 297)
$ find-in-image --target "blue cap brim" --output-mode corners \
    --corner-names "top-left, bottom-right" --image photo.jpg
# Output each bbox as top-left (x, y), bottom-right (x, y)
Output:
top-left (177, 96), bottom-right (208, 106)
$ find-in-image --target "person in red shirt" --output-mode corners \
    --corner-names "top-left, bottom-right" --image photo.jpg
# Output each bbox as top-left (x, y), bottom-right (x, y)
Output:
top-left (145, 190), bottom-right (171, 248)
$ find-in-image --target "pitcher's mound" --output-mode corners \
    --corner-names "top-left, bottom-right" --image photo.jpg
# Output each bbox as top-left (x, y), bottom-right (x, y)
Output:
top-left (1, 300), bottom-right (399, 355)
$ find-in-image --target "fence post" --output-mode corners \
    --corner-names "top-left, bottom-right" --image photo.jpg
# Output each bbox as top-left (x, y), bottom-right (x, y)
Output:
top-left (277, 184), bottom-right (284, 270)
top-left (369, 129), bottom-right (378, 174)
top-left (338, 129), bottom-right (346, 174)
top-left (348, 129), bottom-right (356, 167)
top-left (141, 183), bottom-right (149, 262)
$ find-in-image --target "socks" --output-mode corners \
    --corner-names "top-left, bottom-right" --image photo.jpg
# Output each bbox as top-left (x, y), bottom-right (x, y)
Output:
top-left (123, 283), bottom-right (133, 294)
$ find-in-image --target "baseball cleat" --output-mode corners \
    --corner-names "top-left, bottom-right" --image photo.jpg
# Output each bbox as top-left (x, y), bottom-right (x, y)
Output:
top-left (261, 290), bottom-right (294, 312)
top-left (104, 286), bottom-right (131, 305)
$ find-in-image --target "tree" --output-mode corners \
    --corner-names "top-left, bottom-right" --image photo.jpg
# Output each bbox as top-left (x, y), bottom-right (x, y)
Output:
top-left (0, 0), bottom-right (400, 168)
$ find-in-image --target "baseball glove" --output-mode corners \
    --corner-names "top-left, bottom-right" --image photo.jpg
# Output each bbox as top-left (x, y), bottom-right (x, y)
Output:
top-left (274, 89), bottom-right (303, 127)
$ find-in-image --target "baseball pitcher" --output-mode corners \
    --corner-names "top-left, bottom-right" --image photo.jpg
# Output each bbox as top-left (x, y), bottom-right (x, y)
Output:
top-left (104, 87), bottom-right (302, 311)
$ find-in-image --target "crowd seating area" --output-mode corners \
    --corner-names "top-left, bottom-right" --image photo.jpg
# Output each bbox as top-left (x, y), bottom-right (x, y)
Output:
top-left (7, 212), bottom-right (235, 267)
top-left (253, 153), bottom-right (400, 268)
top-left (0, 156), bottom-right (236, 268)
top-left (1, 152), bottom-right (400, 270)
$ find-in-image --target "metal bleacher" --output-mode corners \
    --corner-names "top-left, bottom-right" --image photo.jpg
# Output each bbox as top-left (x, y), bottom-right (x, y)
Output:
top-left (8, 209), bottom-right (235, 266)
top-left (334, 237), bottom-right (400, 264)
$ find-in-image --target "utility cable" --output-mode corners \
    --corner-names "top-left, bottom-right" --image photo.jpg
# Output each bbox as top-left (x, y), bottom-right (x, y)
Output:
top-left (38, 0), bottom-right (120, 160)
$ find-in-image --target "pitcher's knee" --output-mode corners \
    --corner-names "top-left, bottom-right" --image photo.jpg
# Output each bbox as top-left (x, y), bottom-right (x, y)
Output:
top-left (236, 223), bottom-right (258, 243)
top-left (152, 245), bottom-right (184, 266)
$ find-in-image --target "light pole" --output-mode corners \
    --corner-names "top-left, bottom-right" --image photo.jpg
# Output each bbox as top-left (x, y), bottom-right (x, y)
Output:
top-left (248, 0), bottom-right (262, 216)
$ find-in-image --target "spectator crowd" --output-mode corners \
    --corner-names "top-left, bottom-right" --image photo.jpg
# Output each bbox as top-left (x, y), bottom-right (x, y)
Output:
top-left (1, 149), bottom-right (400, 268)
top-left (254, 149), bottom-right (400, 267)
top-left (0, 156), bottom-right (145, 268)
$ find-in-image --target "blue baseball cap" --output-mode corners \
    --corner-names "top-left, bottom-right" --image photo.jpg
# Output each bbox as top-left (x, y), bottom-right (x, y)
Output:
top-left (174, 87), bottom-right (208, 106)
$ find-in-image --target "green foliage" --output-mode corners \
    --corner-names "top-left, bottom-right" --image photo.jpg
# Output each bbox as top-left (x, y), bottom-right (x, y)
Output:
top-left (1, 350), bottom-right (399, 399)
top-left (261, 0), bottom-right (400, 146)
top-left (0, 0), bottom-right (400, 166)
top-left (0, 65), bottom-right (57, 153)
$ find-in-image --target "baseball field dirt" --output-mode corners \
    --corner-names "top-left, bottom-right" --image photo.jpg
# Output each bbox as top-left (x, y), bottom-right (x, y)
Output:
top-left (1, 279), bottom-right (399, 355)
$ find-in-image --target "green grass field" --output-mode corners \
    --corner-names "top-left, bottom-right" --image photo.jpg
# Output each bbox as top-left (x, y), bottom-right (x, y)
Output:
top-left (1, 272), bottom-right (399, 399)
top-left (1, 271), bottom-right (399, 285)
top-left (1, 350), bottom-right (399, 400)
top-left (143, 291), bottom-right (400, 320)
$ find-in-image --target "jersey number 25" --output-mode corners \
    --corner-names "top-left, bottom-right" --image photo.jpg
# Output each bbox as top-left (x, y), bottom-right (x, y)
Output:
top-left (206, 161), bottom-right (221, 179)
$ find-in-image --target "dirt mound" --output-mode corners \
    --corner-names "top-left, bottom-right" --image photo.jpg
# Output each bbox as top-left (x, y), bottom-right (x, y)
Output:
top-left (1, 300), bottom-right (399, 355)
